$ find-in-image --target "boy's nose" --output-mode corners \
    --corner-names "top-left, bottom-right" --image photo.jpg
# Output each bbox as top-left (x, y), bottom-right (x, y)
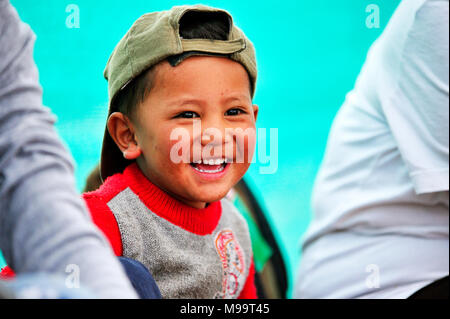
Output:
top-left (199, 127), bottom-right (230, 160)
top-left (200, 127), bottom-right (225, 146)
top-left (199, 115), bottom-right (227, 146)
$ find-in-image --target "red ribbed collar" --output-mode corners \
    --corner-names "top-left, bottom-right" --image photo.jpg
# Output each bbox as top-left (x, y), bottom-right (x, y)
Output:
top-left (123, 163), bottom-right (222, 236)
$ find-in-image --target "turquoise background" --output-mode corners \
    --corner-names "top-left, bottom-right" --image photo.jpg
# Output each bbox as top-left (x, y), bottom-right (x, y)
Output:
top-left (2, 0), bottom-right (400, 297)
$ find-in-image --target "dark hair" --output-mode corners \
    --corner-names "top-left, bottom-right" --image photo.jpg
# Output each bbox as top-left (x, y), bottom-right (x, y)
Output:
top-left (179, 11), bottom-right (230, 40)
top-left (112, 11), bottom-right (247, 117)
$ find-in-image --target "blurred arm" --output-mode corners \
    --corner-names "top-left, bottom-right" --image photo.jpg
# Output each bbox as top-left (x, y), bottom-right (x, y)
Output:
top-left (384, 0), bottom-right (449, 194)
top-left (0, 0), bottom-right (137, 298)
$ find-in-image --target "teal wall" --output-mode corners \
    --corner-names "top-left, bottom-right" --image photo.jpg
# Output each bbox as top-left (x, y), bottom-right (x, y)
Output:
top-left (3, 0), bottom-right (400, 297)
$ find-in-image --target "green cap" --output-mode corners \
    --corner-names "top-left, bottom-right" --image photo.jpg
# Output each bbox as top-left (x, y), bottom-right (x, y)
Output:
top-left (100, 4), bottom-right (257, 181)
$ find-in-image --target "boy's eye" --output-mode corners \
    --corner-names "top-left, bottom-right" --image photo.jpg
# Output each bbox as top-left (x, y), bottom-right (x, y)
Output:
top-left (225, 108), bottom-right (244, 116)
top-left (175, 111), bottom-right (199, 119)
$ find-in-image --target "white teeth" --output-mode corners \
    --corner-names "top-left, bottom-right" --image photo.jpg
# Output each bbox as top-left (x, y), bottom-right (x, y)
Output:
top-left (192, 165), bottom-right (225, 173)
top-left (191, 158), bottom-right (228, 173)
top-left (200, 158), bottom-right (225, 165)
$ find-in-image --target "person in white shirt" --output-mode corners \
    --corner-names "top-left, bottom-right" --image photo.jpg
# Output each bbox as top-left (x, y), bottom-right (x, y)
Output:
top-left (295, 0), bottom-right (449, 299)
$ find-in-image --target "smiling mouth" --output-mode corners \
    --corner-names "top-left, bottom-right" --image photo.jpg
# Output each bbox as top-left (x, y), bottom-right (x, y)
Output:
top-left (189, 158), bottom-right (230, 173)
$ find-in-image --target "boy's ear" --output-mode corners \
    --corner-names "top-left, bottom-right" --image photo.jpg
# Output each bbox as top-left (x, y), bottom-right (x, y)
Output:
top-left (107, 112), bottom-right (142, 160)
top-left (252, 104), bottom-right (259, 122)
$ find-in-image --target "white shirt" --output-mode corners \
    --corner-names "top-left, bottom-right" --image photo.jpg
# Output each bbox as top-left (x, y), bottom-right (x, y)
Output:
top-left (295, 0), bottom-right (449, 299)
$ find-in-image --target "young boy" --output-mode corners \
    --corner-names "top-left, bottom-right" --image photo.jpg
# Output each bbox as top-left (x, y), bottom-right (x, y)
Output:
top-left (83, 5), bottom-right (259, 298)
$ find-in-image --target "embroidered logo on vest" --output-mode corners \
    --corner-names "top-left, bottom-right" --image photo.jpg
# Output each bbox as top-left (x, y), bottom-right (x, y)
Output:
top-left (213, 229), bottom-right (246, 298)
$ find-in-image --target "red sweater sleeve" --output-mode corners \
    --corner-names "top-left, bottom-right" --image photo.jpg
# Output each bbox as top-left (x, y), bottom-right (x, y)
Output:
top-left (238, 258), bottom-right (258, 299)
top-left (83, 193), bottom-right (123, 257)
top-left (0, 265), bottom-right (15, 279)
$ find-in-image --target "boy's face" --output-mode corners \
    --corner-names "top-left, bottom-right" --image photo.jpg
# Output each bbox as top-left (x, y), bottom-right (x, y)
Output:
top-left (130, 56), bottom-right (258, 209)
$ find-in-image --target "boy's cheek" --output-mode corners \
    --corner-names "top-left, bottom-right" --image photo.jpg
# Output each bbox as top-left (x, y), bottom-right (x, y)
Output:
top-left (166, 131), bottom-right (193, 164)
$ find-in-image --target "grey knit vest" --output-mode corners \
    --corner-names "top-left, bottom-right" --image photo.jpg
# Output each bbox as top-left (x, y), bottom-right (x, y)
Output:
top-left (107, 187), bottom-right (252, 299)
